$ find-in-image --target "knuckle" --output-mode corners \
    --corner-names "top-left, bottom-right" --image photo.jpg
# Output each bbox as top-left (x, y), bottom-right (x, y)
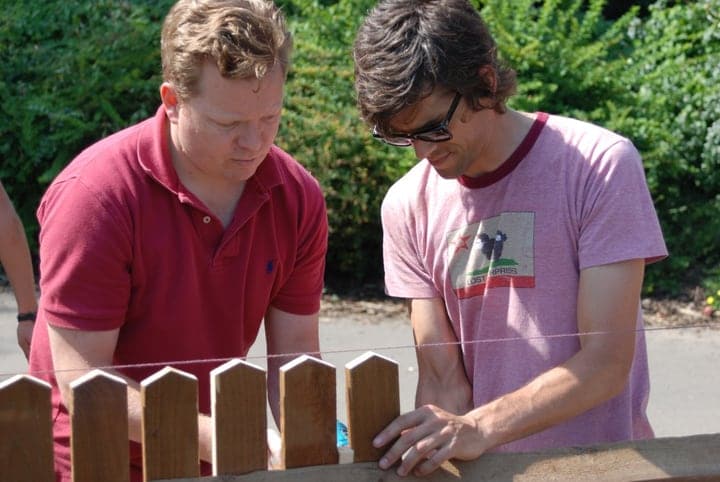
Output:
top-left (420, 403), bottom-right (437, 413)
top-left (414, 438), bottom-right (432, 453)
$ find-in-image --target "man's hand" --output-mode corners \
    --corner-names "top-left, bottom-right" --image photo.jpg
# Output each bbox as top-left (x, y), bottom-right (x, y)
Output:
top-left (16, 320), bottom-right (34, 359)
top-left (267, 428), bottom-right (282, 470)
top-left (373, 404), bottom-right (487, 477)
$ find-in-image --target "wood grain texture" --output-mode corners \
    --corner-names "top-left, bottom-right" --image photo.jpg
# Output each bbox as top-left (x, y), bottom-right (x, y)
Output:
top-left (141, 367), bottom-right (199, 481)
top-left (211, 359), bottom-right (267, 475)
top-left (163, 433), bottom-right (720, 481)
top-left (345, 352), bottom-right (400, 462)
top-left (279, 355), bottom-right (338, 469)
top-left (70, 370), bottom-right (129, 482)
top-left (0, 375), bottom-right (54, 482)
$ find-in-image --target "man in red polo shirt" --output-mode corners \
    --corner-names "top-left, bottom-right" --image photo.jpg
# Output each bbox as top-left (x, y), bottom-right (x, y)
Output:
top-left (28, 1), bottom-right (327, 480)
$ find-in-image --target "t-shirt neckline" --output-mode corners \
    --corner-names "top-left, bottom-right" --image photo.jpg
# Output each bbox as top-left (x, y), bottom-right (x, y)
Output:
top-left (458, 112), bottom-right (548, 189)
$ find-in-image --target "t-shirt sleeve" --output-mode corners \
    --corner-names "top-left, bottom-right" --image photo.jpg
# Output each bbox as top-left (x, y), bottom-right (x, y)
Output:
top-left (269, 177), bottom-right (328, 315)
top-left (381, 184), bottom-right (440, 299)
top-left (577, 139), bottom-right (668, 270)
top-left (37, 178), bottom-right (133, 331)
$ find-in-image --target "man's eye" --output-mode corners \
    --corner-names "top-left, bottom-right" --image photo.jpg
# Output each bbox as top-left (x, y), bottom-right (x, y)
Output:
top-left (416, 121), bottom-right (442, 132)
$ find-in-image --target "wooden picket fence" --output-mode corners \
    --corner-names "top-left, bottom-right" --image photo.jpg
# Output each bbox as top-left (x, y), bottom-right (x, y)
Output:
top-left (1, 351), bottom-right (719, 482)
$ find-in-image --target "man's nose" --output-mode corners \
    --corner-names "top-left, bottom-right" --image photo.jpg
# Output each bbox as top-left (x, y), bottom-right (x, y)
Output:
top-left (235, 123), bottom-right (263, 151)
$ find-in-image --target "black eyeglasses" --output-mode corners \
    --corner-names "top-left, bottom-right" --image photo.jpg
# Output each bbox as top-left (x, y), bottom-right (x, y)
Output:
top-left (372, 92), bottom-right (462, 147)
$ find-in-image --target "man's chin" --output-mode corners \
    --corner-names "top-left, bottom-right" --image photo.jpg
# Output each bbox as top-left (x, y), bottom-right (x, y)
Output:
top-left (227, 161), bottom-right (261, 180)
top-left (432, 167), bottom-right (460, 180)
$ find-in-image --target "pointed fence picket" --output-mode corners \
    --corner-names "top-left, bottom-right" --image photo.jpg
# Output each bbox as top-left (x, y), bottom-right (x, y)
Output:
top-left (1, 351), bottom-right (719, 482)
top-left (142, 367), bottom-right (200, 480)
top-left (345, 352), bottom-right (399, 462)
top-left (279, 355), bottom-right (337, 469)
top-left (211, 359), bottom-right (267, 475)
top-left (0, 375), bottom-right (54, 482)
top-left (70, 370), bottom-right (129, 482)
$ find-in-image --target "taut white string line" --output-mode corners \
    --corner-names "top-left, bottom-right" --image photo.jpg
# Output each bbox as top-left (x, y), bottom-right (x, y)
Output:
top-left (2, 321), bottom-right (718, 379)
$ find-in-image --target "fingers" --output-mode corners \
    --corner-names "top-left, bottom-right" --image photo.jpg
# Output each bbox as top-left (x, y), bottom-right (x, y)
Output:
top-left (413, 444), bottom-right (453, 476)
top-left (17, 322), bottom-right (33, 360)
top-left (373, 409), bottom-right (425, 449)
top-left (395, 434), bottom-right (443, 476)
top-left (375, 407), bottom-right (486, 477)
top-left (374, 405), bottom-right (452, 475)
top-left (395, 422), bottom-right (462, 476)
top-left (19, 340), bottom-right (30, 360)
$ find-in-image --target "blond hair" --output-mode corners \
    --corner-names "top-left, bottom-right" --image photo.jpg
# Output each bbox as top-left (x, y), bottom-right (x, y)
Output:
top-left (161, 0), bottom-right (292, 100)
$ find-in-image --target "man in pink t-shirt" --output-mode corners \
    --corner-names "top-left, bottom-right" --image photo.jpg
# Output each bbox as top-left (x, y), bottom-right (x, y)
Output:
top-left (353, 0), bottom-right (666, 477)
top-left (29, 1), bottom-right (327, 480)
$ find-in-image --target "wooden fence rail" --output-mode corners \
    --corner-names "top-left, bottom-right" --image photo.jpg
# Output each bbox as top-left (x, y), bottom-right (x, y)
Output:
top-left (1, 351), bottom-right (719, 482)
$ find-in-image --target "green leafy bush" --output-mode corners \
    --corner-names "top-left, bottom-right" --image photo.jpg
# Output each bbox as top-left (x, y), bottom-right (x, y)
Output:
top-left (0, 0), bottom-right (173, 245)
top-left (481, 0), bottom-right (638, 124)
top-left (278, 0), bottom-right (415, 289)
top-left (607, 0), bottom-right (720, 294)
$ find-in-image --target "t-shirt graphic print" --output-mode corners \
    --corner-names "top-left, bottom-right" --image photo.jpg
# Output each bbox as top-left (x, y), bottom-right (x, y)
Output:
top-left (447, 211), bottom-right (535, 299)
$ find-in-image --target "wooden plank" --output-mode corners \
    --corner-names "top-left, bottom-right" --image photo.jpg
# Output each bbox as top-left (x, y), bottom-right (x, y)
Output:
top-left (165, 433), bottom-right (720, 482)
top-left (69, 370), bottom-right (129, 482)
top-left (345, 352), bottom-right (400, 462)
top-left (0, 375), bottom-right (54, 482)
top-left (141, 367), bottom-right (199, 481)
top-left (279, 355), bottom-right (338, 469)
top-left (210, 359), bottom-right (267, 475)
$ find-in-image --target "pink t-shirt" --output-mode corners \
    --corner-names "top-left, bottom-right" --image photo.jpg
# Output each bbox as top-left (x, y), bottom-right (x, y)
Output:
top-left (382, 113), bottom-right (667, 451)
top-left (29, 106), bottom-right (327, 480)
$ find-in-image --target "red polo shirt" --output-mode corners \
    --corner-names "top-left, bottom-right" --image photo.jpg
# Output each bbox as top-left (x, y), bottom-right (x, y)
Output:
top-left (29, 106), bottom-right (327, 480)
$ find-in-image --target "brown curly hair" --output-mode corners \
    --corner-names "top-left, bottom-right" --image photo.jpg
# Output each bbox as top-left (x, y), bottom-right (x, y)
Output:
top-left (161, 0), bottom-right (292, 100)
top-left (353, 0), bottom-right (517, 136)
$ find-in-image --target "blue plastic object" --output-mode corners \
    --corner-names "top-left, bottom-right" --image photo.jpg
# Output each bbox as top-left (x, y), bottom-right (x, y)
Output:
top-left (336, 420), bottom-right (349, 447)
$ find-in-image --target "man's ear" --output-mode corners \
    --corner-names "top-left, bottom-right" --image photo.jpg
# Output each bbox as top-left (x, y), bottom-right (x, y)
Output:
top-left (160, 82), bottom-right (180, 122)
top-left (477, 65), bottom-right (498, 95)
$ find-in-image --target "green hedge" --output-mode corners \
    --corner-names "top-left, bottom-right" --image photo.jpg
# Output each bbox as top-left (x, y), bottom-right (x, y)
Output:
top-left (609, 0), bottom-right (720, 294)
top-left (0, 0), bottom-right (171, 244)
top-left (276, 0), bottom-right (415, 289)
top-left (1, 0), bottom-right (718, 295)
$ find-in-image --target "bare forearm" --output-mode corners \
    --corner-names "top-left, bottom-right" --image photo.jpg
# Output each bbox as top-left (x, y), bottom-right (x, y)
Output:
top-left (373, 350), bottom-right (632, 478)
top-left (264, 306), bottom-right (321, 429)
top-left (416, 349), bottom-right (473, 414)
top-left (469, 347), bottom-right (631, 449)
top-left (376, 263), bottom-right (645, 476)
top-left (0, 214), bottom-right (36, 312)
top-left (412, 298), bottom-right (472, 414)
top-left (267, 353), bottom-right (295, 428)
top-left (471, 261), bottom-right (642, 449)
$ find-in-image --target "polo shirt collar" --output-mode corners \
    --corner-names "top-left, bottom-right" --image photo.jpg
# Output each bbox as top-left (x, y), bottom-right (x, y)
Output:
top-left (137, 105), bottom-right (284, 198)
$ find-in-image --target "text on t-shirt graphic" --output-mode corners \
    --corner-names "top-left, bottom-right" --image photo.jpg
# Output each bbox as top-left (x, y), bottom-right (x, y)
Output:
top-left (447, 212), bottom-right (535, 299)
